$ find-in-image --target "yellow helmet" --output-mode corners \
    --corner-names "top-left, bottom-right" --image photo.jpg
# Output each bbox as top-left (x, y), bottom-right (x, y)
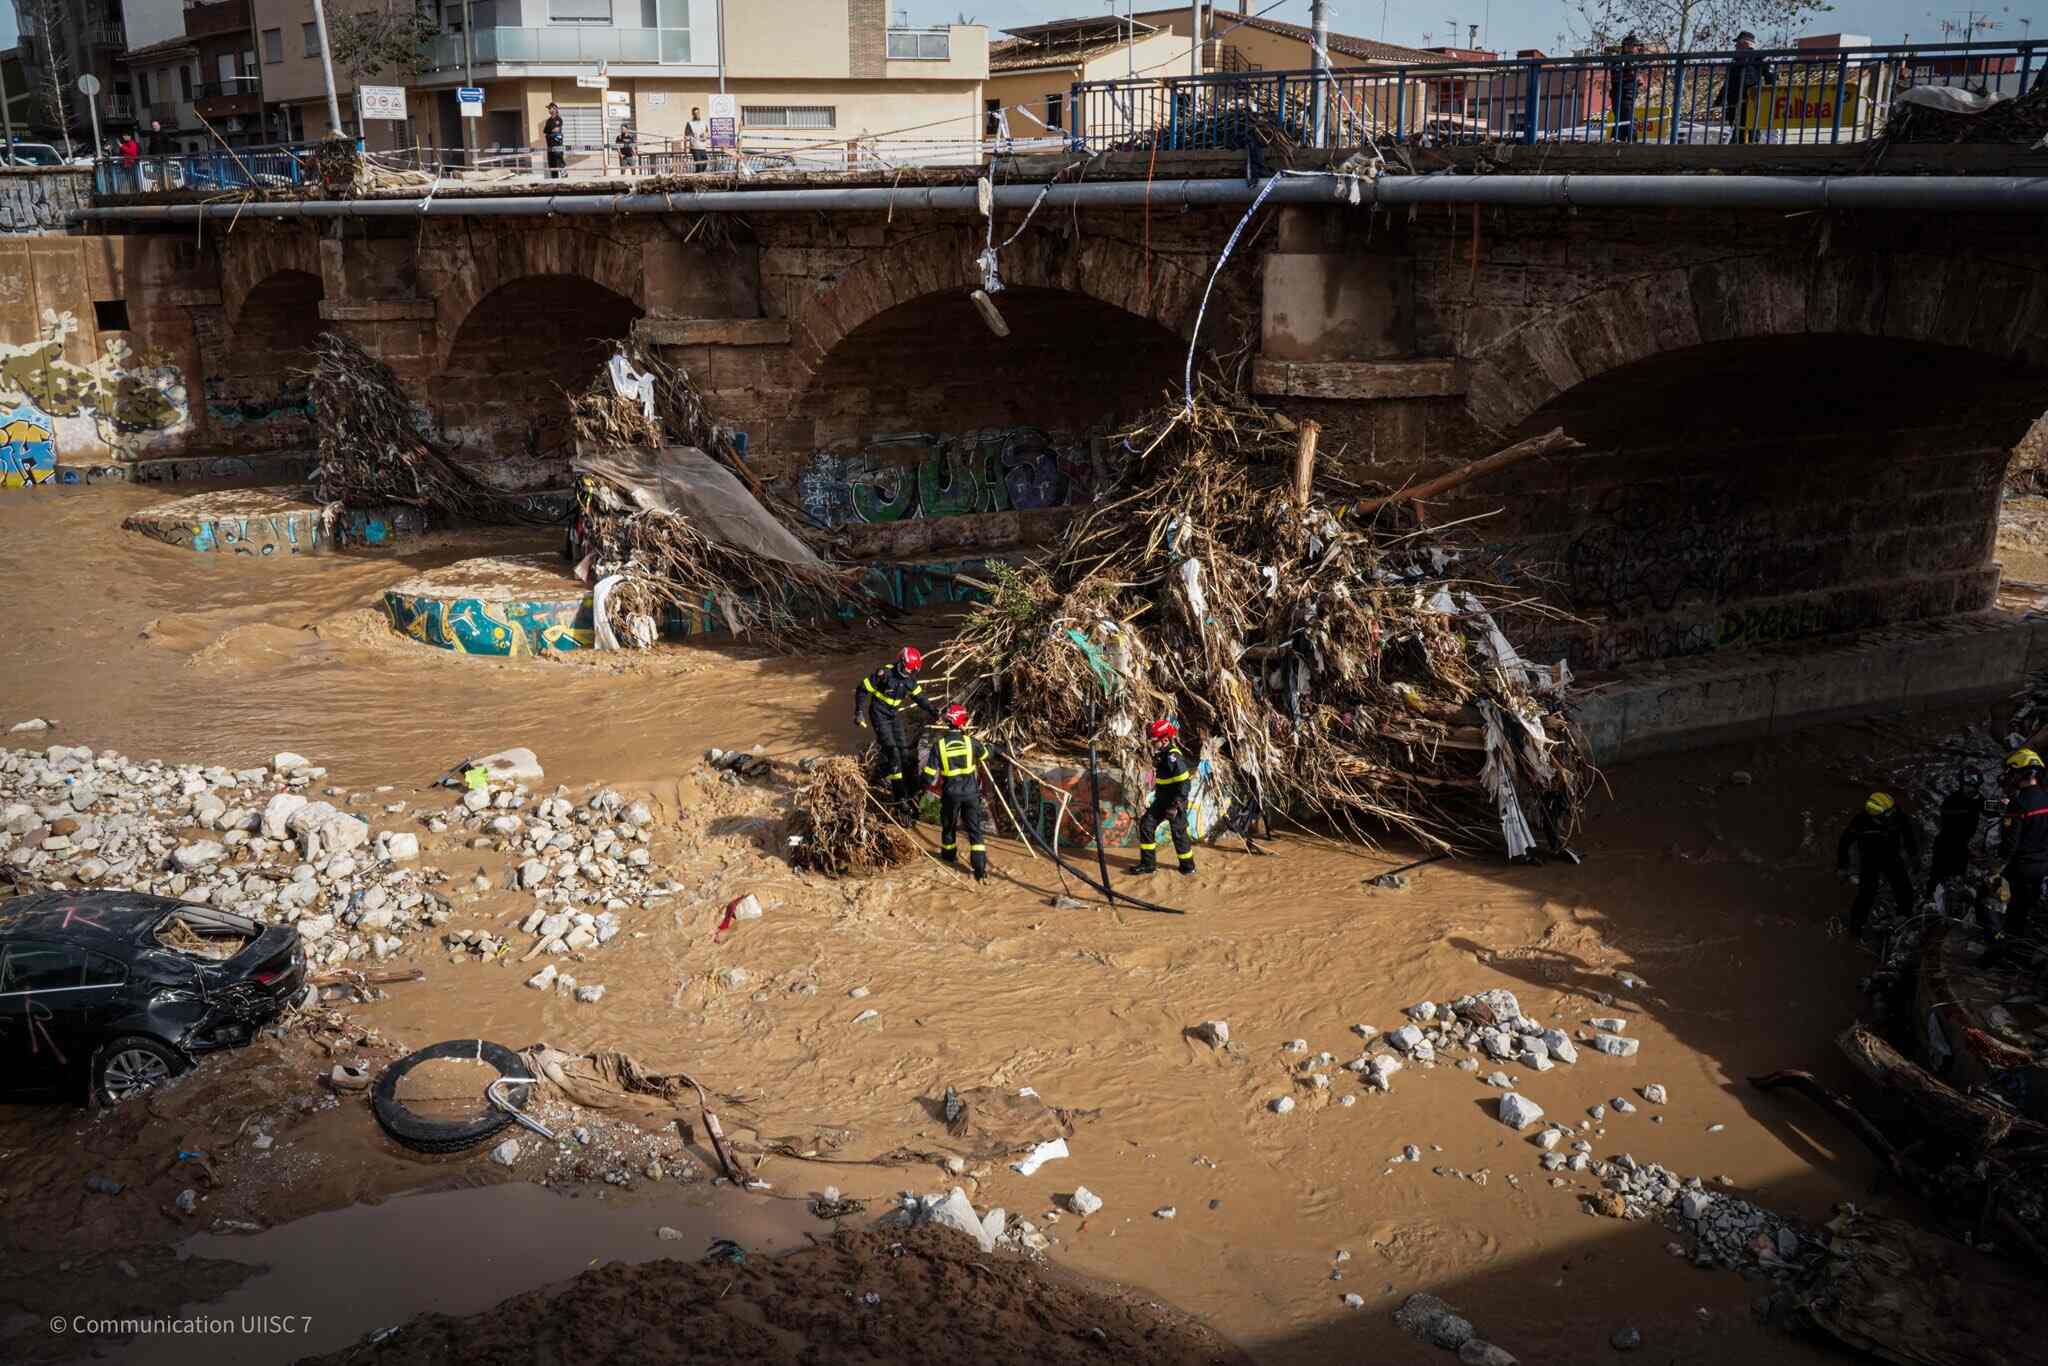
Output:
top-left (1865, 792), bottom-right (1895, 816)
top-left (2006, 748), bottom-right (2043, 770)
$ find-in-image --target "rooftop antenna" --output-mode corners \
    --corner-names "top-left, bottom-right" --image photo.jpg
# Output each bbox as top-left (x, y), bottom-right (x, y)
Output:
top-left (1467, 22), bottom-right (1479, 47)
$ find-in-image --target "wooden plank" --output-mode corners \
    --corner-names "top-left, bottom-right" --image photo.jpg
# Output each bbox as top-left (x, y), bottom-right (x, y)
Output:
top-left (1251, 357), bottom-right (1466, 400)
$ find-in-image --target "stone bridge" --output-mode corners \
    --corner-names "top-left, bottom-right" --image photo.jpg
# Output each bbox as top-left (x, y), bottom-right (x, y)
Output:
top-left (77, 173), bottom-right (2048, 748)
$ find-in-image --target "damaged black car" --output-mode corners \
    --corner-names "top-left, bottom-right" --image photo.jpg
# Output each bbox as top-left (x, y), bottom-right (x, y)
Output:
top-left (0, 892), bottom-right (306, 1105)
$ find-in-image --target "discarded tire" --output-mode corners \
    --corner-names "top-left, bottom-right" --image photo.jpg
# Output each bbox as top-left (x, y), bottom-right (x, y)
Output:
top-left (371, 1038), bottom-right (533, 1154)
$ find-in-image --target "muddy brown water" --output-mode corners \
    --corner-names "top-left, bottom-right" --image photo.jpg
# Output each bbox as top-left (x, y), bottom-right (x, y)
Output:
top-left (2, 481), bottom-right (1984, 1365)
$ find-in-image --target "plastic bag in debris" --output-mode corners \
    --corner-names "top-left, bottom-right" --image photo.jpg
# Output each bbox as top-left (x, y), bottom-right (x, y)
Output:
top-left (521, 1042), bottom-right (708, 1113)
top-left (607, 353), bottom-right (657, 421)
top-left (1894, 86), bottom-right (2009, 117)
top-left (592, 574), bottom-right (626, 651)
top-left (573, 446), bottom-right (827, 570)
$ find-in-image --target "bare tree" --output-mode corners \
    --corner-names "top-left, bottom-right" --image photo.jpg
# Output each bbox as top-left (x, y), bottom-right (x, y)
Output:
top-left (327, 0), bottom-right (438, 84)
top-left (1571, 0), bottom-right (1835, 54)
top-left (18, 0), bottom-right (77, 155)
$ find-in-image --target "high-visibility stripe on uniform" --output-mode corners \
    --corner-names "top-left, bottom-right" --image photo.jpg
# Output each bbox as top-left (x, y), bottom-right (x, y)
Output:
top-left (1155, 771), bottom-right (1190, 785)
top-left (969, 843), bottom-right (986, 852)
top-left (1177, 850), bottom-right (1194, 861)
top-left (937, 737), bottom-right (977, 777)
top-left (941, 842), bottom-right (957, 852)
top-left (1138, 841), bottom-right (1157, 851)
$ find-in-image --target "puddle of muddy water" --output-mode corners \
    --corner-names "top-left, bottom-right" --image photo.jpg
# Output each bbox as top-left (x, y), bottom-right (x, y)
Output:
top-left (138, 1182), bottom-right (817, 1366)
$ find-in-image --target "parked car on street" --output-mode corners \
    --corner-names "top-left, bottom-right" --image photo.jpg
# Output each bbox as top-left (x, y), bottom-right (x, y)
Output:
top-left (2, 142), bottom-right (68, 166)
top-left (0, 892), bottom-right (306, 1105)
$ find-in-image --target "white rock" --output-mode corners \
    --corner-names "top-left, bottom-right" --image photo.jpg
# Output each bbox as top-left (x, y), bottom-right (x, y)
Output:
top-left (1193, 1019), bottom-right (1230, 1047)
top-left (927, 1186), bottom-right (995, 1252)
top-left (462, 788), bottom-right (490, 812)
top-left (490, 1138), bottom-right (521, 1167)
top-left (10, 719), bottom-right (52, 732)
top-left (1271, 1096), bottom-right (1296, 1115)
top-left (520, 859), bottom-right (549, 889)
top-left (851, 1007), bottom-right (879, 1024)
top-left (172, 841), bottom-right (226, 870)
top-left (1370, 1054), bottom-right (1403, 1078)
top-left (1681, 1191), bottom-right (1713, 1221)
top-left (575, 984), bottom-right (606, 1004)
top-left (980, 1207), bottom-right (1007, 1245)
top-left (272, 751), bottom-right (312, 773)
top-left (1520, 1049), bottom-right (1555, 1073)
top-left (1643, 1084), bottom-right (1668, 1105)
top-left (624, 801), bottom-right (654, 827)
top-left (385, 832), bottom-right (420, 861)
top-left (1591, 1032), bottom-right (1641, 1057)
top-left (473, 748), bottom-right (544, 782)
top-left (1069, 1186), bottom-right (1104, 1216)
top-left (1498, 1093), bottom-right (1545, 1130)
top-left (1389, 1024), bottom-right (1427, 1052)
top-left (1404, 1001), bottom-right (1438, 1022)
top-left (717, 967), bottom-right (750, 990)
top-left (1154, 1206), bottom-right (1177, 1219)
top-left (732, 893), bottom-right (764, 921)
top-left (1541, 1028), bottom-right (1580, 1065)
top-left (1589, 1017), bottom-right (1629, 1033)
top-left (526, 965), bottom-right (559, 990)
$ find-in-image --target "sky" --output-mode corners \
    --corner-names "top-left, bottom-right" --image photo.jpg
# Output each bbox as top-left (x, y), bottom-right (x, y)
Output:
top-left (921, 1), bottom-right (2048, 51)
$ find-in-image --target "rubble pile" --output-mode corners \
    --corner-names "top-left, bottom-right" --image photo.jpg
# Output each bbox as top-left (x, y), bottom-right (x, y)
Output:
top-left (1, 744), bottom-right (453, 967)
top-left (939, 389), bottom-right (1593, 855)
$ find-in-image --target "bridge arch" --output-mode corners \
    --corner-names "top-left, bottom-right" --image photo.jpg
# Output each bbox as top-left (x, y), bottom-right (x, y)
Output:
top-left (433, 273), bottom-right (644, 466)
top-left (430, 228), bottom-right (647, 376)
top-left (209, 267), bottom-right (323, 447)
top-left (1463, 250), bottom-right (2048, 435)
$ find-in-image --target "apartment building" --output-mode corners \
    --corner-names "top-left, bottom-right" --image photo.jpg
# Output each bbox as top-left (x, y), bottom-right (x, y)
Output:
top-left (251, 1), bottom-right (986, 166)
top-left (11, 0), bottom-right (136, 148)
top-left (121, 0), bottom-right (261, 151)
top-left (985, 15), bottom-right (1188, 138)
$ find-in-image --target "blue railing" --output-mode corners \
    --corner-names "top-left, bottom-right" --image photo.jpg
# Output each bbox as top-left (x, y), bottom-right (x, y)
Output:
top-left (1068, 39), bottom-right (2043, 152)
top-left (96, 139), bottom-right (359, 194)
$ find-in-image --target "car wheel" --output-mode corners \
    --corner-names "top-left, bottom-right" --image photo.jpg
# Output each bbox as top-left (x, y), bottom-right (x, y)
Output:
top-left (94, 1035), bottom-right (185, 1105)
top-left (372, 1039), bottom-right (532, 1154)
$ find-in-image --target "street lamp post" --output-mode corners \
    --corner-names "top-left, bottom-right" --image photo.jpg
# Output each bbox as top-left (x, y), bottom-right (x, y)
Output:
top-left (309, 0), bottom-right (344, 137)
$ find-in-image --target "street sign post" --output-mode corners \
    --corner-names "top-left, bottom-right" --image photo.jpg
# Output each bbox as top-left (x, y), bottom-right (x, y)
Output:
top-left (77, 73), bottom-right (102, 163)
top-left (457, 87), bottom-right (484, 119)
top-left (576, 74), bottom-right (610, 89)
top-left (358, 85), bottom-right (408, 121)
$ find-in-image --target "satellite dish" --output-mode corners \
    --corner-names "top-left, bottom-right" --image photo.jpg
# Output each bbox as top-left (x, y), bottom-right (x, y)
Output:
top-left (76, 74), bottom-right (101, 96)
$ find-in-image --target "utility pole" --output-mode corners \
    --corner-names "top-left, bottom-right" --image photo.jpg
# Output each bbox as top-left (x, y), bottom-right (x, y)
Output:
top-left (1190, 0), bottom-right (1201, 76)
top-left (0, 58), bottom-right (15, 150)
top-left (1310, 0), bottom-right (1329, 145)
top-left (463, 0), bottom-right (476, 167)
top-left (309, 0), bottom-right (343, 137)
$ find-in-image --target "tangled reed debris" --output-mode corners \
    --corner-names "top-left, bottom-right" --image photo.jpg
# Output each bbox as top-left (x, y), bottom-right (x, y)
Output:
top-left (566, 344), bottom-right (870, 650)
top-left (787, 757), bottom-right (919, 876)
top-left (307, 333), bottom-right (559, 525)
top-left (939, 387), bottom-right (1593, 856)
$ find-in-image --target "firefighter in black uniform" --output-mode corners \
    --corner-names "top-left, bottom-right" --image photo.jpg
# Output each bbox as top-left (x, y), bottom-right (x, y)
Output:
top-left (1836, 791), bottom-right (1919, 935)
top-left (1135, 718), bottom-right (1196, 876)
top-left (854, 645), bottom-right (940, 811)
top-left (1925, 768), bottom-right (1986, 904)
top-left (922, 703), bottom-right (990, 880)
top-left (1987, 748), bottom-right (2048, 969)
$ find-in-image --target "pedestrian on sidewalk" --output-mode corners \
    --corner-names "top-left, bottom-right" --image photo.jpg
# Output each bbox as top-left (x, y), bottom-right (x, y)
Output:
top-left (615, 122), bottom-right (636, 174)
top-left (116, 131), bottom-right (141, 192)
top-left (923, 704), bottom-right (991, 881)
top-left (541, 102), bottom-right (565, 178)
top-left (1836, 791), bottom-right (1917, 935)
top-left (1723, 31), bottom-right (1778, 144)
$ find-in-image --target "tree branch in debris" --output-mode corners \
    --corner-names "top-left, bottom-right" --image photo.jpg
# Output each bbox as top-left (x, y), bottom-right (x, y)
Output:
top-left (1353, 427), bottom-right (1581, 514)
top-left (1836, 1023), bottom-right (2044, 1152)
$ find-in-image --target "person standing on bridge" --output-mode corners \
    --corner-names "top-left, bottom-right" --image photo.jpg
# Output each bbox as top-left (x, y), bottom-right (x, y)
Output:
top-left (923, 704), bottom-right (990, 881)
top-left (1836, 791), bottom-right (1918, 936)
top-left (1986, 749), bottom-right (2048, 969)
top-left (685, 107), bottom-right (710, 173)
top-left (1605, 33), bottom-right (1644, 143)
top-left (1723, 31), bottom-right (1778, 145)
top-left (1134, 719), bottom-right (1196, 877)
top-left (540, 102), bottom-right (566, 178)
top-left (855, 646), bottom-right (942, 813)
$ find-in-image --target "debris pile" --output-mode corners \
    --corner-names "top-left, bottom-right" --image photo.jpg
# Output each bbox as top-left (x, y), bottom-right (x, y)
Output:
top-left (1882, 80), bottom-right (2048, 146)
top-left (307, 333), bottom-right (560, 525)
top-left (1, 744), bottom-right (453, 967)
top-left (786, 756), bottom-right (919, 876)
top-left (939, 390), bottom-right (1593, 854)
top-left (566, 345), bottom-right (866, 648)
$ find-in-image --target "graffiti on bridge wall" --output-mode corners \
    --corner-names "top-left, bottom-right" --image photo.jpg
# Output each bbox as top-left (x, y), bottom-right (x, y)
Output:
top-left (0, 173), bottom-right (91, 235)
top-left (793, 427), bottom-right (1100, 528)
top-left (1587, 597), bottom-right (1835, 669)
top-left (1564, 482), bottom-right (1777, 618)
top-left (51, 454), bottom-right (318, 486)
top-left (0, 401), bottom-right (57, 487)
top-left (0, 309), bottom-right (191, 476)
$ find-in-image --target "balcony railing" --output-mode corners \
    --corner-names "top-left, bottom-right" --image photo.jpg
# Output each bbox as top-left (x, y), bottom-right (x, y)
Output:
top-left (1068, 39), bottom-right (2045, 151)
top-left (424, 26), bottom-right (691, 72)
top-left (87, 20), bottom-right (126, 47)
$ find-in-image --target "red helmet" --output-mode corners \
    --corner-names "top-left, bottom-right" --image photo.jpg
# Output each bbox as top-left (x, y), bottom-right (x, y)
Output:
top-left (943, 703), bottom-right (969, 729)
top-left (1147, 719), bottom-right (1178, 743)
top-left (898, 646), bottom-right (924, 672)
